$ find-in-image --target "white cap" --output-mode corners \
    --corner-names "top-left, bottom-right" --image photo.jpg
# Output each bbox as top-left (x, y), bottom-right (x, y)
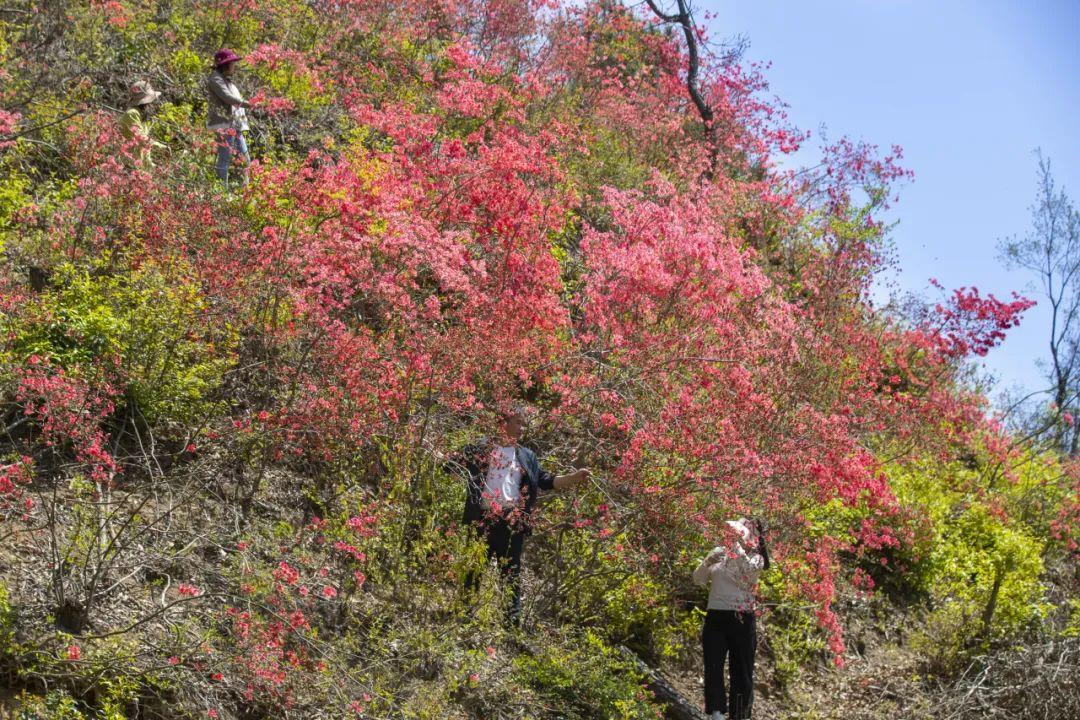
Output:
top-left (726, 518), bottom-right (752, 544)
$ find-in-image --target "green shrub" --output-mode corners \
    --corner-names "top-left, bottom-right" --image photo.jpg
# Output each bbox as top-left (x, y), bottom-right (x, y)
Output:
top-left (0, 581), bottom-right (13, 652)
top-left (546, 523), bottom-right (688, 660)
top-left (757, 573), bottom-right (828, 687)
top-left (13, 690), bottom-right (88, 720)
top-left (881, 454), bottom-right (1060, 672)
top-left (513, 629), bottom-right (663, 720)
top-left (11, 258), bottom-right (234, 427)
top-left (913, 502), bottom-right (1049, 671)
top-left (1063, 598), bottom-right (1080, 638)
top-left (0, 166), bottom-right (30, 241)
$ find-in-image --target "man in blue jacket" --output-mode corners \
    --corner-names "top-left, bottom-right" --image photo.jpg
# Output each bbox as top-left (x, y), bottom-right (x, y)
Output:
top-left (446, 404), bottom-right (589, 623)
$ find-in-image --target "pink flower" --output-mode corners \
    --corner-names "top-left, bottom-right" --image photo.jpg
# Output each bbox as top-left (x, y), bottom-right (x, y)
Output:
top-left (321, 586), bottom-right (337, 599)
top-left (178, 583), bottom-right (201, 597)
top-left (66, 645), bottom-right (81, 660)
top-left (273, 562), bottom-right (300, 585)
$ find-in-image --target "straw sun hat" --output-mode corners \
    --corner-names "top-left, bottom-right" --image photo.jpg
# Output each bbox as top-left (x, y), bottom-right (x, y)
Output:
top-left (127, 80), bottom-right (161, 109)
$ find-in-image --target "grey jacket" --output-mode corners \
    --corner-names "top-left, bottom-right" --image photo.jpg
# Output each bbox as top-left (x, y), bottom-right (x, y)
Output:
top-left (206, 70), bottom-right (249, 131)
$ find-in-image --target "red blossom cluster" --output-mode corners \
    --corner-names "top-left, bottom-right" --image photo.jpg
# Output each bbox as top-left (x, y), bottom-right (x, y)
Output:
top-left (187, 515), bottom-right (380, 704)
top-left (14, 358), bottom-right (117, 483)
top-left (0, 458), bottom-right (32, 514)
top-left (922, 282), bottom-right (1036, 359)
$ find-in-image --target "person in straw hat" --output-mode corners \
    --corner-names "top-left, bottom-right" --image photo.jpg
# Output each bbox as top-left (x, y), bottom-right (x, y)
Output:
top-left (206, 48), bottom-right (251, 188)
top-left (693, 517), bottom-right (771, 720)
top-left (119, 80), bottom-right (166, 169)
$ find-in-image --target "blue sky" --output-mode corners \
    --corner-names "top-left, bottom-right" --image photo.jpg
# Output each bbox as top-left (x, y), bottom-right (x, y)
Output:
top-left (698, 0), bottom-right (1080, 400)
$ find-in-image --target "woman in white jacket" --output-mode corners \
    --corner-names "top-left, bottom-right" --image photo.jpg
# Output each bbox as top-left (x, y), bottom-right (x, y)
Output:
top-left (693, 517), bottom-right (770, 720)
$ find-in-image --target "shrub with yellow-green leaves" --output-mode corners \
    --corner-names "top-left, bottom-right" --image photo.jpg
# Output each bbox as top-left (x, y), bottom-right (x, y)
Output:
top-left (914, 501), bottom-right (1049, 673)
top-left (887, 452), bottom-right (1070, 673)
top-left (513, 629), bottom-right (663, 720)
top-left (6, 257), bottom-right (233, 429)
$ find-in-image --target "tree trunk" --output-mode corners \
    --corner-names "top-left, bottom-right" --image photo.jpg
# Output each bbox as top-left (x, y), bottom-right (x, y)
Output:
top-left (981, 565), bottom-right (1005, 642)
top-left (618, 645), bottom-right (709, 720)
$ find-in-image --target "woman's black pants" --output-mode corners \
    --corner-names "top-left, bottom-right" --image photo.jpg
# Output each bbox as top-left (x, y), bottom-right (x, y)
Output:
top-left (702, 609), bottom-right (756, 718)
top-left (464, 516), bottom-right (526, 623)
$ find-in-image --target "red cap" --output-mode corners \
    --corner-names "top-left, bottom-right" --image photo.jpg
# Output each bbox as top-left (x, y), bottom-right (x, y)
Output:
top-left (213, 48), bottom-right (242, 68)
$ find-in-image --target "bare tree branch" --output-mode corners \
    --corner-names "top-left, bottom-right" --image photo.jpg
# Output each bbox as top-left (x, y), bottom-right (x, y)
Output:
top-left (999, 151), bottom-right (1080, 453)
top-left (643, 0), bottom-right (719, 180)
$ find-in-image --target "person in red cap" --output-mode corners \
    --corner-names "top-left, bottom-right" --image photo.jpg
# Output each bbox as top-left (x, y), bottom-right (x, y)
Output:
top-left (206, 48), bottom-right (250, 188)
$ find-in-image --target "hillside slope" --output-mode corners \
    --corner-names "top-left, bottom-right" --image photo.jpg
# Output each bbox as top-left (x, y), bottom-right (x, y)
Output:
top-left (0, 2), bottom-right (1077, 718)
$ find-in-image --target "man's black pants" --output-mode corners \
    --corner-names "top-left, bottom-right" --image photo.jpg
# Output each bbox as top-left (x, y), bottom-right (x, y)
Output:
top-left (702, 609), bottom-right (756, 718)
top-left (466, 516), bottom-right (526, 621)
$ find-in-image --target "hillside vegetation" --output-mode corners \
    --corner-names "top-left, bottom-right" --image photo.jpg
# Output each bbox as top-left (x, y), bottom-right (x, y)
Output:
top-left (0, 1), bottom-right (1077, 718)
